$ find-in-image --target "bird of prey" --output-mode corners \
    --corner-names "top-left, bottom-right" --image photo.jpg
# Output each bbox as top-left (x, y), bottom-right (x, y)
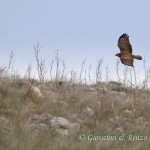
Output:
top-left (115, 33), bottom-right (142, 67)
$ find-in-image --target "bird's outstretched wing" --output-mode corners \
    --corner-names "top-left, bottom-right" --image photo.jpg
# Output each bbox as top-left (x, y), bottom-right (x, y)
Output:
top-left (118, 33), bottom-right (132, 54)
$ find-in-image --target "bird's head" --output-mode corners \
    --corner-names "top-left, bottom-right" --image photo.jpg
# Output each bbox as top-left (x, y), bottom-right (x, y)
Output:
top-left (115, 53), bottom-right (121, 57)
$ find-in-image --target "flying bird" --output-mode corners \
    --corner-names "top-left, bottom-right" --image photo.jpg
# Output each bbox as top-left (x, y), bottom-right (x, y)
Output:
top-left (115, 33), bottom-right (142, 67)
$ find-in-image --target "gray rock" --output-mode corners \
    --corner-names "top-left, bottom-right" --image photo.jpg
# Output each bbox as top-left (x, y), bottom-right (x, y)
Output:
top-left (50, 117), bottom-right (80, 135)
top-left (56, 128), bottom-right (69, 137)
top-left (51, 117), bottom-right (70, 129)
top-left (30, 113), bottom-right (53, 123)
top-left (81, 107), bottom-right (95, 121)
top-left (68, 123), bottom-right (80, 134)
top-left (29, 114), bottom-right (80, 135)
top-left (29, 123), bottom-right (48, 133)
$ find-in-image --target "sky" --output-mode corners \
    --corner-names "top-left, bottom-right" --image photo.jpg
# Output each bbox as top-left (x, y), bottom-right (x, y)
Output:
top-left (0, 0), bottom-right (150, 82)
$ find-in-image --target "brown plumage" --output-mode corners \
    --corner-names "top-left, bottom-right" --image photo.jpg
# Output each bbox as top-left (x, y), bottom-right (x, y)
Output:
top-left (115, 33), bottom-right (142, 67)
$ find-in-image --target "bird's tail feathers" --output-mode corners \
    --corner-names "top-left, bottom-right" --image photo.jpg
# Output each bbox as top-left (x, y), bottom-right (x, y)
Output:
top-left (133, 55), bottom-right (142, 60)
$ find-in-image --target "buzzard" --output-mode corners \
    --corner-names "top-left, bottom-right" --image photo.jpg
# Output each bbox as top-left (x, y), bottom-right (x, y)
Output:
top-left (115, 33), bottom-right (142, 67)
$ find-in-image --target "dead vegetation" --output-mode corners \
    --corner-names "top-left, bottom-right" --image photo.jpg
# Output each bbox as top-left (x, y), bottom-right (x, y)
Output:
top-left (0, 49), bottom-right (150, 150)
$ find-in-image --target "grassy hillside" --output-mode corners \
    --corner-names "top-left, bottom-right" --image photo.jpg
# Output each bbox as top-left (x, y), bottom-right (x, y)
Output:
top-left (0, 50), bottom-right (150, 150)
top-left (0, 76), bottom-right (150, 150)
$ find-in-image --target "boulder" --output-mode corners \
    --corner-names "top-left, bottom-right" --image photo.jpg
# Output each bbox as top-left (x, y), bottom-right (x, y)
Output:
top-left (50, 117), bottom-right (80, 135)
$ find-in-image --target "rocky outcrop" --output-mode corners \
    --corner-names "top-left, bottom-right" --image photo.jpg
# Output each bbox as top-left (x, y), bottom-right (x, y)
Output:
top-left (51, 117), bottom-right (80, 136)
top-left (28, 113), bottom-right (80, 136)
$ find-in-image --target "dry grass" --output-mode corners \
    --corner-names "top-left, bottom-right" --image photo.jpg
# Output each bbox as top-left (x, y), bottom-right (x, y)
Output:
top-left (0, 76), bottom-right (150, 150)
top-left (0, 50), bottom-right (150, 149)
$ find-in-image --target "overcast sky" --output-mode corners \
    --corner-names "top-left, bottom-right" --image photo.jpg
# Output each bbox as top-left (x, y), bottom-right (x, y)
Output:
top-left (0, 0), bottom-right (150, 81)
